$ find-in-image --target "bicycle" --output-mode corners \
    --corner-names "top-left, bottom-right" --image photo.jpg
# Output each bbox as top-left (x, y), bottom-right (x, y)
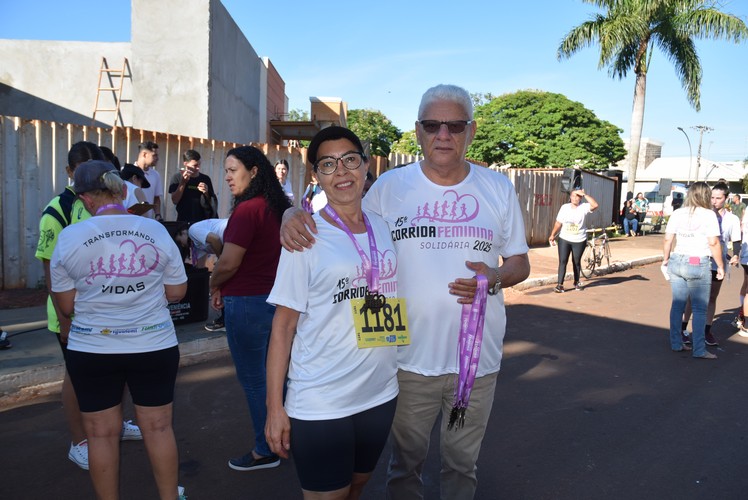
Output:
top-left (581, 226), bottom-right (615, 278)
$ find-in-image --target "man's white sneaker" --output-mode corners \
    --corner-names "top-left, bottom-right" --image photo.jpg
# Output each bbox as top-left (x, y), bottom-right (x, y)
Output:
top-left (68, 439), bottom-right (89, 470)
top-left (121, 420), bottom-right (143, 441)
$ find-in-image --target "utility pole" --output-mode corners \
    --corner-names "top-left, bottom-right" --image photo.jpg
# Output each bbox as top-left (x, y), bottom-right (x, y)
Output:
top-left (691, 125), bottom-right (714, 181)
top-left (677, 127), bottom-right (693, 184)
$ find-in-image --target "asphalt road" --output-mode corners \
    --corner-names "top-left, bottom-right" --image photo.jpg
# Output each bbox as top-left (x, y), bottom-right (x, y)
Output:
top-left (3, 262), bottom-right (748, 499)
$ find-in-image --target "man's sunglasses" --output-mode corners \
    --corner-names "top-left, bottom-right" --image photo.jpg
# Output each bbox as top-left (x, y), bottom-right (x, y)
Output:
top-left (418, 120), bottom-right (472, 134)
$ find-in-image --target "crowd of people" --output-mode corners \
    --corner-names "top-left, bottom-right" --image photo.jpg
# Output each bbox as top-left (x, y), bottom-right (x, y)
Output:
top-left (29, 82), bottom-right (748, 499)
top-left (33, 83), bottom-right (533, 499)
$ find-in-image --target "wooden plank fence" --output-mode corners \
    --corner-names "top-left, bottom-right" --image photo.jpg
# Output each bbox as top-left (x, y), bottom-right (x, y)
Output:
top-left (0, 115), bottom-right (615, 289)
top-left (503, 168), bottom-right (618, 246)
top-left (0, 116), bottom-right (309, 289)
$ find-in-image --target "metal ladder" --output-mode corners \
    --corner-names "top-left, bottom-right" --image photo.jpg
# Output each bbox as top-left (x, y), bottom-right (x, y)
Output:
top-left (92, 57), bottom-right (129, 127)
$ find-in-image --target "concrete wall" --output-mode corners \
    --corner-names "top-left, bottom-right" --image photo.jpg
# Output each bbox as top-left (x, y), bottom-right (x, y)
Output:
top-left (0, 0), bottom-right (285, 146)
top-left (206, 0), bottom-right (262, 144)
top-left (265, 58), bottom-right (287, 143)
top-left (0, 40), bottom-right (131, 127)
top-left (131, 0), bottom-right (210, 138)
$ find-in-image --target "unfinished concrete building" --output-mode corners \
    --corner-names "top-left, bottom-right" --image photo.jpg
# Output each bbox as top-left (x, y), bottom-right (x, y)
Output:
top-left (0, 0), bottom-right (346, 145)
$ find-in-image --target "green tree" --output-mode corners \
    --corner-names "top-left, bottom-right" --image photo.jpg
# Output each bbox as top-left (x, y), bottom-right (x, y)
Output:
top-left (558, 0), bottom-right (748, 193)
top-left (391, 130), bottom-right (420, 155)
top-left (287, 108), bottom-right (309, 121)
top-left (347, 109), bottom-right (402, 157)
top-left (741, 173), bottom-right (748, 194)
top-left (467, 90), bottom-right (626, 169)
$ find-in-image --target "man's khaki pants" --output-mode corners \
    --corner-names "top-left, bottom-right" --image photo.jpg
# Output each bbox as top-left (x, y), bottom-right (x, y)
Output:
top-left (386, 369), bottom-right (498, 500)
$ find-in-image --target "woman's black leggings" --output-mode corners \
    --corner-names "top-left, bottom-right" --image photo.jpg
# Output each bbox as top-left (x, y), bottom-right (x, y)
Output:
top-left (557, 237), bottom-right (587, 285)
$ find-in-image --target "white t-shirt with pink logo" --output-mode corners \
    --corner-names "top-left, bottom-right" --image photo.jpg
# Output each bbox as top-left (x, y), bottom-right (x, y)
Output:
top-left (363, 162), bottom-right (528, 377)
top-left (51, 214), bottom-right (187, 354)
top-left (268, 210), bottom-right (399, 420)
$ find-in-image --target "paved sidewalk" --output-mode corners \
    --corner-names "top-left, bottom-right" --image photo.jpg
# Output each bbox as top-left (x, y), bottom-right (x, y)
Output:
top-left (0, 232), bottom-right (665, 408)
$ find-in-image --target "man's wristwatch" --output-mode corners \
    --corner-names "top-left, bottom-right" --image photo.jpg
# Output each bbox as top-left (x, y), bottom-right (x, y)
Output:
top-left (488, 269), bottom-right (501, 295)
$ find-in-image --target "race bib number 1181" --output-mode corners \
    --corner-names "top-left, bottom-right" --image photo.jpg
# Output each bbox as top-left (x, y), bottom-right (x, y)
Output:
top-left (351, 298), bottom-right (410, 348)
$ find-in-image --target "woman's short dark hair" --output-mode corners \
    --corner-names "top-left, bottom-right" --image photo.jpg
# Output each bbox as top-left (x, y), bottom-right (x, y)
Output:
top-left (307, 126), bottom-right (367, 166)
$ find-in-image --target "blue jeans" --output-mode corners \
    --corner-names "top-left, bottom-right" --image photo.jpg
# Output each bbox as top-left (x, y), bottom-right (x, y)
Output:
top-left (223, 295), bottom-right (275, 457)
top-left (623, 218), bottom-right (638, 235)
top-left (668, 254), bottom-right (711, 356)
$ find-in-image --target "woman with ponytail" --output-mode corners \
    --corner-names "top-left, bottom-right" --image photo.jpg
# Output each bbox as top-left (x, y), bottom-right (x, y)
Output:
top-left (49, 160), bottom-right (188, 499)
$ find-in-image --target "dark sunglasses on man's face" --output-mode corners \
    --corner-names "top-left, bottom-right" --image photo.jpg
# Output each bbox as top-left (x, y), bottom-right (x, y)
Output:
top-left (418, 120), bottom-right (472, 134)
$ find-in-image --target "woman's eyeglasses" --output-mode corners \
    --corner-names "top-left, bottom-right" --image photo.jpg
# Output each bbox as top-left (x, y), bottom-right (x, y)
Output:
top-left (418, 120), bottom-right (472, 134)
top-left (314, 151), bottom-right (364, 175)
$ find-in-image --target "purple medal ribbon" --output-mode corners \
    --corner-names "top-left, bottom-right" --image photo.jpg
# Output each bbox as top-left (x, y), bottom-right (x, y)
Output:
top-left (323, 205), bottom-right (380, 294)
top-left (448, 274), bottom-right (488, 430)
top-left (95, 203), bottom-right (126, 215)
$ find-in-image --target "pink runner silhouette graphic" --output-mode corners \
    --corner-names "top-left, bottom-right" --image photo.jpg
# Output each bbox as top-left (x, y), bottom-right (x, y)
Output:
top-left (410, 190), bottom-right (479, 225)
top-left (352, 248), bottom-right (397, 287)
top-left (85, 239), bottom-right (160, 284)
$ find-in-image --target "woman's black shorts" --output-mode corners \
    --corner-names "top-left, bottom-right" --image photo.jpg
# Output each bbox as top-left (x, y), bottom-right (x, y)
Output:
top-left (290, 396), bottom-right (397, 492)
top-left (65, 346), bottom-right (180, 413)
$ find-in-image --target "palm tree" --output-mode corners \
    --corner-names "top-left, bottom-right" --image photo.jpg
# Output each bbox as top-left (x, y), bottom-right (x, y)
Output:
top-left (558, 0), bottom-right (748, 193)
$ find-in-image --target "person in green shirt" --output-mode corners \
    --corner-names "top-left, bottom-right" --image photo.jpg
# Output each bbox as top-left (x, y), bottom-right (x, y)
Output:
top-left (730, 193), bottom-right (746, 223)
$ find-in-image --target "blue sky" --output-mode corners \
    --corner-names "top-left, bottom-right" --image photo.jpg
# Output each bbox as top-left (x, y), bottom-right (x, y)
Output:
top-left (2, 0), bottom-right (746, 161)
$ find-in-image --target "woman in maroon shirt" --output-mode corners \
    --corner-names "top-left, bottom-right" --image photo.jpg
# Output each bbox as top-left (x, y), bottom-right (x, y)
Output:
top-left (209, 146), bottom-right (291, 471)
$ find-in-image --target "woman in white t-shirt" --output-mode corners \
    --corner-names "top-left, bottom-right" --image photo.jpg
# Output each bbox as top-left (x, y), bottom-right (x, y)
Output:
top-left (50, 160), bottom-right (188, 499)
top-left (265, 127), bottom-right (399, 498)
top-left (663, 181), bottom-right (724, 359)
top-left (548, 189), bottom-right (599, 292)
top-left (275, 159), bottom-right (295, 205)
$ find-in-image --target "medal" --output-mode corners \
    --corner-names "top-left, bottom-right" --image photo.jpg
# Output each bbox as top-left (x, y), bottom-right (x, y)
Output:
top-left (364, 292), bottom-right (386, 315)
top-left (448, 274), bottom-right (488, 431)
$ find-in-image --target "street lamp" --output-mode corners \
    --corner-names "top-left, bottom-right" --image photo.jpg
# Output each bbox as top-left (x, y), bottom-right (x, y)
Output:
top-left (677, 127), bottom-right (693, 185)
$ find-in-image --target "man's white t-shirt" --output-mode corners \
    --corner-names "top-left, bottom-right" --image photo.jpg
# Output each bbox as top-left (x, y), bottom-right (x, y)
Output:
top-left (666, 206), bottom-right (720, 257)
top-left (556, 202), bottom-right (593, 243)
top-left (268, 210), bottom-right (399, 420)
top-left (714, 210), bottom-right (741, 271)
top-left (140, 167), bottom-right (163, 218)
top-left (363, 162), bottom-right (528, 378)
top-left (50, 214), bottom-right (187, 354)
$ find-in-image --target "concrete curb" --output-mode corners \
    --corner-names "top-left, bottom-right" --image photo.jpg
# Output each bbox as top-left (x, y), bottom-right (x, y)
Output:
top-left (513, 254), bottom-right (663, 291)
top-left (0, 254), bottom-right (664, 408)
top-left (0, 333), bottom-right (230, 409)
